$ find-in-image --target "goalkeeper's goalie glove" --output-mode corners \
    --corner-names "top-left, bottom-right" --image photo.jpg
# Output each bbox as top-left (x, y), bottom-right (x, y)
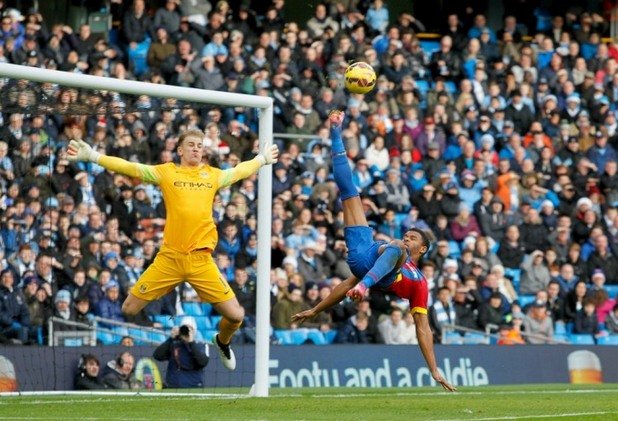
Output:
top-left (67, 139), bottom-right (101, 163)
top-left (257, 141), bottom-right (279, 166)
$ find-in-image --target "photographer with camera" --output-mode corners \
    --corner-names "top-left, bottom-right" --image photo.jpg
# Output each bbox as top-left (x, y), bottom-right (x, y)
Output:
top-left (153, 321), bottom-right (209, 388)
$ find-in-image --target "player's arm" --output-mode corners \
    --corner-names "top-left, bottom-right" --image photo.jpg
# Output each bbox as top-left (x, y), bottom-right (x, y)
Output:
top-left (413, 311), bottom-right (457, 392)
top-left (292, 276), bottom-right (360, 324)
top-left (66, 139), bottom-right (161, 184)
top-left (218, 141), bottom-right (279, 188)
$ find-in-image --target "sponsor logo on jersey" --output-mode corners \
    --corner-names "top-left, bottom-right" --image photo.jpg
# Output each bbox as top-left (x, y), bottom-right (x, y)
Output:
top-left (173, 181), bottom-right (214, 189)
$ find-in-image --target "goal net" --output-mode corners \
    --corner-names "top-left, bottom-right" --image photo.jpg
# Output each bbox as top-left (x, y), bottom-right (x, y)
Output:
top-left (0, 63), bottom-right (273, 396)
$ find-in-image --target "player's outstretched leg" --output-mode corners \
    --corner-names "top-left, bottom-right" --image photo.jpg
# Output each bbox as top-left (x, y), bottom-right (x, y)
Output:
top-left (346, 242), bottom-right (407, 301)
top-left (329, 110), bottom-right (368, 227)
top-left (213, 299), bottom-right (244, 371)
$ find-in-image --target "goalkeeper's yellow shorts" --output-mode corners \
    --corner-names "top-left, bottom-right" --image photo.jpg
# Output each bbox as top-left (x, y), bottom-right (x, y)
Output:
top-left (130, 245), bottom-right (235, 303)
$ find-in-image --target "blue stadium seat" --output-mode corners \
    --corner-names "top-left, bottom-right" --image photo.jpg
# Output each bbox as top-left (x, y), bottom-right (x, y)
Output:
top-left (462, 332), bottom-right (489, 345)
top-left (96, 331), bottom-right (115, 345)
top-left (447, 241), bottom-right (461, 259)
top-left (554, 322), bottom-right (567, 335)
top-left (518, 295), bottom-right (536, 308)
top-left (194, 315), bottom-right (212, 331)
top-left (36, 326), bottom-right (44, 345)
top-left (128, 328), bottom-right (148, 346)
top-left (201, 303), bottom-right (213, 316)
top-left (210, 315), bottom-right (222, 329)
top-left (153, 315), bottom-right (175, 329)
top-left (395, 213), bottom-right (408, 228)
top-left (415, 80), bottom-right (429, 96)
top-left (127, 39), bottom-right (151, 77)
top-left (605, 285), bottom-right (618, 299)
top-left (324, 330), bottom-right (338, 344)
top-left (306, 329), bottom-right (327, 345)
top-left (275, 329), bottom-right (311, 345)
top-left (596, 335), bottom-right (618, 346)
top-left (148, 331), bottom-right (167, 344)
top-left (569, 334), bottom-right (595, 345)
top-left (565, 322), bottom-right (575, 334)
top-left (201, 329), bottom-right (217, 343)
top-left (274, 330), bottom-right (293, 345)
top-left (112, 326), bottom-right (129, 339)
top-left (442, 332), bottom-right (463, 345)
top-left (552, 334), bottom-right (569, 343)
top-left (419, 40), bottom-right (440, 55)
top-left (182, 302), bottom-right (203, 316)
top-left (289, 329), bottom-right (309, 345)
top-left (444, 81), bottom-right (457, 94)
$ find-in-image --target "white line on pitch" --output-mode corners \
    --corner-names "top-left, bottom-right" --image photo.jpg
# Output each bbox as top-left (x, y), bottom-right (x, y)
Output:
top-left (304, 388), bottom-right (618, 398)
top-left (436, 411), bottom-right (618, 421)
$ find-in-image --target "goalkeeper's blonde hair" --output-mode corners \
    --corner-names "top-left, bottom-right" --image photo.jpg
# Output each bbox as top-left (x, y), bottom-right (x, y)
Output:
top-left (177, 129), bottom-right (205, 147)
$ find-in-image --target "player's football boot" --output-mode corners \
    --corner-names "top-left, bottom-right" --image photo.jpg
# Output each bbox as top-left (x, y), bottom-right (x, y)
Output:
top-left (214, 334), bottom-right (236, 371)
top-left (346, 282), bottom-right (368, 302)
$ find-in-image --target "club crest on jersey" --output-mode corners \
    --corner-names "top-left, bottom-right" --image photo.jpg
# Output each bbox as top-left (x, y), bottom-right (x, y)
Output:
top-left (139, 284), bottom-right (148, 294)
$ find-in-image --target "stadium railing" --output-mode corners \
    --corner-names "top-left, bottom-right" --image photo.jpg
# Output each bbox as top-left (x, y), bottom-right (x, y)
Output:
top-left (91, 316), bottom-right (167, 346)
top-left (441, 323), bottom-right (571, 345)
top-left (47, 317), bottom-right (97, 346)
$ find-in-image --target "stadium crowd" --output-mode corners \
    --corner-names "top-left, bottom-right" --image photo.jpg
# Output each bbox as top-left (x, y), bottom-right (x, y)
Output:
top-left (0, 0), bottom-right (617, 347)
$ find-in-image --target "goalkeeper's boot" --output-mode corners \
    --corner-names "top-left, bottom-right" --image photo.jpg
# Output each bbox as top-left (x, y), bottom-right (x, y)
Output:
top-left (346, 282), bottom-right (368, 302)
top-left (214, 334), bottom-right (236, 371)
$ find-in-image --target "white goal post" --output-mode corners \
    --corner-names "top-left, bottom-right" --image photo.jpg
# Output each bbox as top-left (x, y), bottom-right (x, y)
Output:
top-left (0, 63), bottom-right (273, 397)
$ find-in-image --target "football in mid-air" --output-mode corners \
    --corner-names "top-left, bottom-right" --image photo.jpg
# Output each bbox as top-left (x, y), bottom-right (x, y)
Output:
top-left (344, 62), bottom-right (377, 94)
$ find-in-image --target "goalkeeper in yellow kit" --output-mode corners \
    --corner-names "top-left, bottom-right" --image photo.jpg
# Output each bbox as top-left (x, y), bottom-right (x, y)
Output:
top-left (67, 129), bottom-right (279, 370)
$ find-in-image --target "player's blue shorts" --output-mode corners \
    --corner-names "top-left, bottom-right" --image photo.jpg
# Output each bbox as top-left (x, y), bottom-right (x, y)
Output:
top-left (344, 226), bottom-right (387, 279)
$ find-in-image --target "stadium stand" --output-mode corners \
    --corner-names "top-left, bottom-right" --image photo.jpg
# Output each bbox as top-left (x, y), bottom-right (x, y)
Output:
top-left (0, 0), bottom-right (617, 349)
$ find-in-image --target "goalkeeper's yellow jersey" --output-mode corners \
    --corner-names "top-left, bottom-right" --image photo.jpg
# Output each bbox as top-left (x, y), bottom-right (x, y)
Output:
top-left (98, 156), bottom-right (261, 253)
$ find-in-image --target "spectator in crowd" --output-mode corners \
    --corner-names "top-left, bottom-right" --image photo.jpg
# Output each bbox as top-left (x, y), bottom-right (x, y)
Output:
top-left (52, 289), bottom-right (75, 331)
top-left (272, 286), bottom-right (307, 330)
top-left (573, 298), bottom-right (600, 338)
top-left (478, 292), bottom-right (506, 333)
top-left (523, 300), bottom-right (554, 344)
top-left (590, 288), bottom-right (615, 325)
top-left (336, 310), bottom-right (381, 344)
top-left (153, 323), bottom-right (209, 388)
top-left (120, 336), bottom-right (135, 347)
top-left (95, 280), bottom-right (124, 324)
top-left (497, 225), bottom-right (526, 270)
top-left (520, 250), bottom-right (551, 295)
top-left (102, 351), bottom-right (142, 389)
top-left (0, 268), bottom-right (30, 344)
top-left (606, 304), bottom-right (618, 334)
top-left (429, 287), bottom-right (455, 343)
top-left (453, 285), bottom-right (480, 332)
top-left (74, 354), bottom-right (105, 390)
top-left (301, 281), bottom-right (332, 333)
top-left (496, 320), bottom-right (525, 345)
top-left (378, 308), bottom-right (407, 345)
top-left (546, 281), bottom-right (566, 324)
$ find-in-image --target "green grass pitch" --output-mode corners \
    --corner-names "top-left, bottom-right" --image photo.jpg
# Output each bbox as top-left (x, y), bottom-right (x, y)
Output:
top-left (1, 384), bottom-right (616, 420)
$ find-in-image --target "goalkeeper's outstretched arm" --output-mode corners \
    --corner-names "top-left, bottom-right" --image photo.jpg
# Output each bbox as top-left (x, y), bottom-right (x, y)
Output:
top-left (218, 141), bottom-right (279, 188)
top-left (67, 139), bottom-right (160, 183)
